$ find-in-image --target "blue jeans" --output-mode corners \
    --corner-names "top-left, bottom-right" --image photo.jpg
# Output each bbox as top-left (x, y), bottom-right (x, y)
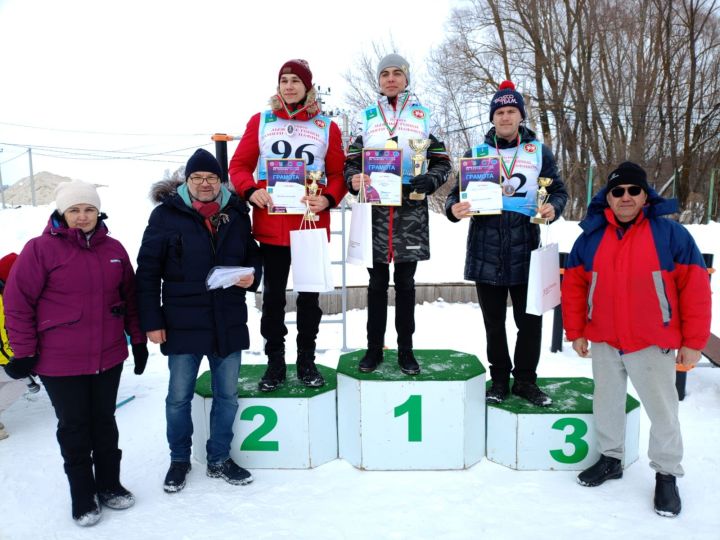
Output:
top-left (166, 352), bottom-right (241, 464)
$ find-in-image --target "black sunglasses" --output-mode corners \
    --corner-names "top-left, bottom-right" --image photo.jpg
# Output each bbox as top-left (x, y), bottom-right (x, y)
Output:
top-left (610, 185), bottom-right (643, 198)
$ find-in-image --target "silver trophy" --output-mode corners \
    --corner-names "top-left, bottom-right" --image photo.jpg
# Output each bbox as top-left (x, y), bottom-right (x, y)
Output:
top-left (408, 138), bottom-right (431, 201)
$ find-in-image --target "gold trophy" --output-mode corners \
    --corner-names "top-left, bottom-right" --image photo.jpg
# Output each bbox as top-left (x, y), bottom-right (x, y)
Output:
top-left (530, 177), bottom-right (553, 224)
top-left (305, 170), bottom-right (324, 222)
top-left (408, 138), bottom-right (431, 200)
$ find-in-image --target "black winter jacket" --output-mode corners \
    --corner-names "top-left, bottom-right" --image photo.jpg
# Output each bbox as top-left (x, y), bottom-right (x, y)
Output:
top-left (445, 126), bottom-right (568, 285)
top-left (344, 134), bottom-right (452, 263)
top-left (136, 180), bottom-right (262, 357)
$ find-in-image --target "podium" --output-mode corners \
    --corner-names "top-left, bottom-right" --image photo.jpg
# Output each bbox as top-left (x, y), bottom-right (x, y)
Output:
top-left (486, 377), bottom-right (641, 470)
top-left (336, 350), bottom-right (486, 470)
top-left (192, 364), bottom-right (337, 469)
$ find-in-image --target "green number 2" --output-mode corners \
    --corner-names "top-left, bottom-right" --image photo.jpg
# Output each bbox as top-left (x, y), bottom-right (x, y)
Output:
top-left (549, 417), bottom-right (589, 464)
top-left (394, 395), bottom-right (422, 442)
top-left (240, 406), bottom-right (279, 451)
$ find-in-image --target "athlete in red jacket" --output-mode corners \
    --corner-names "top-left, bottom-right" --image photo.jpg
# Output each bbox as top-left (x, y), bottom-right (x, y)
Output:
top-left (229, 59), bottom-right (346, 392)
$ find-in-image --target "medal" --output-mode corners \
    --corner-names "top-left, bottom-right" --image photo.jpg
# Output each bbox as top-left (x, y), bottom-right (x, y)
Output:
top-left (502, 182), bottom-right (516, 197)
top-left (495, 134), bottom-right (521, 197)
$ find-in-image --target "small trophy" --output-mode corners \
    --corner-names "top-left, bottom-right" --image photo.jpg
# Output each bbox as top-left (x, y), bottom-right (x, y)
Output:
top-left (305, 170), bottom-right (324, 222)
top-left (530, 177), bottom-right (553, 224)
top-left (408, 138), bottom-right (431, 201)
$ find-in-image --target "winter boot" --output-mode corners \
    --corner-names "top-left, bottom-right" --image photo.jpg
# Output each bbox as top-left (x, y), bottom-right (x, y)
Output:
top-left (163, 461), bottom-right (191, 493)
top-left (65, 462), bottom-right (102, 526)
top-left (0, 423), bottom-right (8, 440)
top-left (94, 449), bottom-right (135, 510)
top-left (296, 351), bottom-right (325, 388)
top-left (258, 352), bottom-right (286, 392)
top-left (206, 458), bottom-right (253, 485)
top-left (654, 473), bottom-right (681, 517)
top-left (577, 455), bottom-right (623, 487)
top-left (511, 380), bottom-right (552, 407)
top-left (398, 349), bottom-right (420, 375)
top-left (486, 380), bottom-right (510, 404)
top-left (359, 348), bottom-right (384, 373)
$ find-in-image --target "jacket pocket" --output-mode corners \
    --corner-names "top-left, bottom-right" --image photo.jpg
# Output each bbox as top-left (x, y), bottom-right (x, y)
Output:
top-left (37, 307), bottom-right (82, 332)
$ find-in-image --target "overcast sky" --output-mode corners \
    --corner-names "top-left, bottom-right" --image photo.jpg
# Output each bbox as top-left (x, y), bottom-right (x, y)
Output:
top-left (0, 0), bottom-right (457, 187)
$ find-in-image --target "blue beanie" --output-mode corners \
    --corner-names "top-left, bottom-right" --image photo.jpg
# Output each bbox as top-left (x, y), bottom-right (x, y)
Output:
top-left (185, 149), bottom-right (222, 180)
top-left (489, 80), bottom-right (526, 121)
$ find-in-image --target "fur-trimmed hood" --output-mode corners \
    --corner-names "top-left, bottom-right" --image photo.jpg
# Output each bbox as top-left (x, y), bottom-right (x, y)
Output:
top-left (150, 178), bottom-right (182, 204)
top-left (270, 87), bottom-right (321, 120)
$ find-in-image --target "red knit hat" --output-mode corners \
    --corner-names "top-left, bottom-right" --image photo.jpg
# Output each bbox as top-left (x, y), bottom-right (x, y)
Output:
top-left (278, 59), bottom-right (313, 90)
top-left (0, 252), bottom-right (18, 282)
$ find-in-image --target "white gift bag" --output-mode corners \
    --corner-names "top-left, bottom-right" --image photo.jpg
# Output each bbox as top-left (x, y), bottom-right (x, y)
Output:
top-left (526, 242), bottom-right (561, 315)
top-left (346, 200), bottom-right (373, 268)
top-left (290, 227), bottom-right (335, 293)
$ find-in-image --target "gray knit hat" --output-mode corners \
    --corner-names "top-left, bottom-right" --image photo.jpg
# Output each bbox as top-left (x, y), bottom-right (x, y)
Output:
top-left (377, 54), bottom-right (410, 87)
top-left (55, 180), bottom-right (101, 214)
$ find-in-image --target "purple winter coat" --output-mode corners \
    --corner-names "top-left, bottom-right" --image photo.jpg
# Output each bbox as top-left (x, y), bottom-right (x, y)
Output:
top-left (4, 214), bottom-right (145, 376)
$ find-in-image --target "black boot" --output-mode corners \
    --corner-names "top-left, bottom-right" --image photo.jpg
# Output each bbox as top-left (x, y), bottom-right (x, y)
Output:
top-left (486, 380), bottom-right (510, 404)
top-left (259, 352), bottom-right (286, 392)
top-left (359, 348), bottom-right (383, 373)
top-left (511, 380), bottom-right (552, 407)
top-left (398, 349), bottom-right (420, 375)
top-left (296, 350), bottom-right (325, 388)
top-left (94, 449), bottom-right (135, 510)
top-left (577, 455), bottom-right (623, 487)
top-left (65, 463), bottom-right (102, 526)
top-left (654, 473), bottom-right (681, 517)
top-left (164, 461), bottom-right (191, 493)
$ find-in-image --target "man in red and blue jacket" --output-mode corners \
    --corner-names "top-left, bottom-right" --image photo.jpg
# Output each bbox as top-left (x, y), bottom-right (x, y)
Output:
top-left (562, 161), bottom-right (711, 518)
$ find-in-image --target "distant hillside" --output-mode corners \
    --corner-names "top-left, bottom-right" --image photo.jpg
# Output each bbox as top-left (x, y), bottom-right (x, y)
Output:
top-left (2, 172), bottom-right (101, 206)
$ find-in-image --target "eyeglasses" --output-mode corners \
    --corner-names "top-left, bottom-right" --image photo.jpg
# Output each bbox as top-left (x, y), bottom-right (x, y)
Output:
top-left (189, 175), bottom-right (220, 185)
top-left (610, 185), bottom-right (643, 198)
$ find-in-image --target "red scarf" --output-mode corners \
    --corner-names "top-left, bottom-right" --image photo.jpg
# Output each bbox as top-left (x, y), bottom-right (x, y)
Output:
top-left (192, 201), bottom-right (221, 235)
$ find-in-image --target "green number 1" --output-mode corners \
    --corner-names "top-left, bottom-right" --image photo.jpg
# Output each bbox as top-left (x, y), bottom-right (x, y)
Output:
top-left (550, 417), bottom-right (589, 464)
top-left (240, 406), bottom-right (279, 451)
top-left (394, 395), bottom-right (422, 442)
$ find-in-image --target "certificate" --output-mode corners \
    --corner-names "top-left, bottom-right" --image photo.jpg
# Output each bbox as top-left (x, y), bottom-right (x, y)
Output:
top-left (266, 159), bottom-right (306, 215)
top-left (362, 149), bottom-right (402, 206)
top-left (459, 157), bottom-right (503, 215)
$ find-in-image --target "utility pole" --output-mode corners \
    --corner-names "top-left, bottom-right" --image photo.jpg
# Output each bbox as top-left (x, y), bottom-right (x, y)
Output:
top-left (28, 147), bottom-right (36, 207)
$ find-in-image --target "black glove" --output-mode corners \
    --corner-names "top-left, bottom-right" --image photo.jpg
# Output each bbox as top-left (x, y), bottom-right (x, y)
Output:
top-left (3, 356), bottom-right (37, 380)
top-left (410, 174), bottom-right (435, 195)
top-left (131, 343), bottom-right (149, 375)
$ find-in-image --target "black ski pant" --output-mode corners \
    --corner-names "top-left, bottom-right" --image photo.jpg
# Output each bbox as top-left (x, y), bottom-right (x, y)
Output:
top-left (475, 282), bottom-right (542, 384)
top-left (366, 260), bottom-right (417, 351)
top-left (260, 243), bottom-right (322, 357)
top-left (41, 362), bottom-right (124, 510)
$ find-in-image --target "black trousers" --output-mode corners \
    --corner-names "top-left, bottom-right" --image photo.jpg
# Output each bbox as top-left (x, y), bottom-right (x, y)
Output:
top-left (41, 362), bottom-right (124, 497)
top-left (475, 283), bottom-right (542, 384)
top-left (260, 243), bottom-right (322, 355)
top-left (367, 261), bottom-right (417, 350)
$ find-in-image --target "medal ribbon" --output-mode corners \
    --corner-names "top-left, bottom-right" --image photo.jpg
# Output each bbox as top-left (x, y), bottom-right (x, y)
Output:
top-left (494, 134), bottom-right (521, 180)
top-left (377, 92), bottom-right (410, 137)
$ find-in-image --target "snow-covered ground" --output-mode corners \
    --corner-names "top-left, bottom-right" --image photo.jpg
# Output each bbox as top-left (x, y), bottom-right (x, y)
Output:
top-left (1, 179), bottom-right (719, 540)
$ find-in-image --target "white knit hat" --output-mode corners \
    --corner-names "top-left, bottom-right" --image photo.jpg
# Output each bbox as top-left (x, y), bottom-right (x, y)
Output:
top-left (54, 180), bottom-right (101, 214)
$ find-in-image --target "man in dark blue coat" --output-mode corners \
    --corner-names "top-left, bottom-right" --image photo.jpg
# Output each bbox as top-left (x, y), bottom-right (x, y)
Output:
top-left (446, 81), bottom-right (568, 407)
top-left (136, 149), bottom-right (262, 493)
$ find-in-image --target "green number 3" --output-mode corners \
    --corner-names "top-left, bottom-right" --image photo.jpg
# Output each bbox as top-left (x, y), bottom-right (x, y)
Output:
top-left (550, 417), bottom-right (589, 464)
top-left (394, 395), bottom-right (422, 442)
top-left (240, 406), bottom-right (279, 452)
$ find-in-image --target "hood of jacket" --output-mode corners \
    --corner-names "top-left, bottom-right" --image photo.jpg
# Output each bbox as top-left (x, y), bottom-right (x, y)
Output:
top-left (579, 185), bottom-right (679, 234)
top-left (269, 87), bottom-right (321, 121)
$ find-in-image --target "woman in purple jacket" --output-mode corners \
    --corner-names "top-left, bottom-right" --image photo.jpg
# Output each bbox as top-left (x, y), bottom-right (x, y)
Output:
top-left (3, 180), bottom-right (148, 527)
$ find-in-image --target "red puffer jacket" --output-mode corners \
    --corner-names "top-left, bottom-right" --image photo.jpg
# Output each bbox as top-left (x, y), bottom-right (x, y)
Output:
top-left (229, 100), bottom-right (347, 246)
